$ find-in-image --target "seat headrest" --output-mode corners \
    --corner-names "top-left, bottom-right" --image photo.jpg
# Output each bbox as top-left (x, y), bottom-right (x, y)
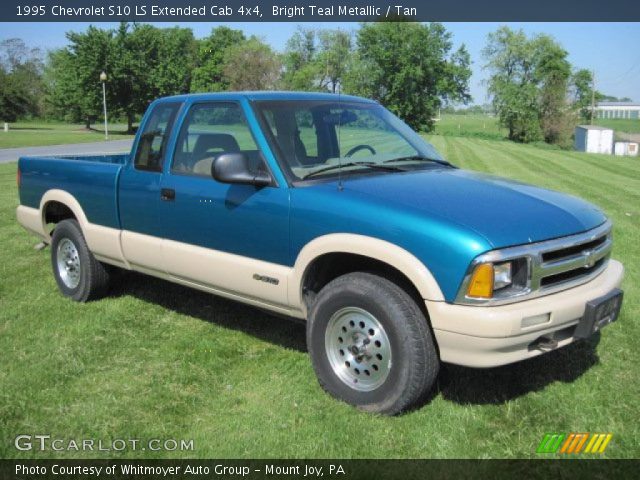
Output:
top-left (193, 133), bottom-right (240, 158)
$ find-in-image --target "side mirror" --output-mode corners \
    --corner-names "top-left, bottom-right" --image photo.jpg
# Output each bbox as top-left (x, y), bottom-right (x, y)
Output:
top-left (212, 153), bottom-right (272, 187)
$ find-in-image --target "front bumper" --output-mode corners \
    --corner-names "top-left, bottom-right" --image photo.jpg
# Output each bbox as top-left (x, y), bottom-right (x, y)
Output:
top-left (427, 259), bottom-right (624, 368)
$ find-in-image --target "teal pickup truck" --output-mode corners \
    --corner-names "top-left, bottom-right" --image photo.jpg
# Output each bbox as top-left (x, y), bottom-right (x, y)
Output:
top-left (17, 92), bottom-right (624, 414)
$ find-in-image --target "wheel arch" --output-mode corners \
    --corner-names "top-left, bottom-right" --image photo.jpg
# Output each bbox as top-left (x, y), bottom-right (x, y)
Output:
top-left (39, 189), bottom-right (89, 242)
top-left (290, 234), bottom-right (444, 316)
top-left (37, 189), bottom-right (127, 267)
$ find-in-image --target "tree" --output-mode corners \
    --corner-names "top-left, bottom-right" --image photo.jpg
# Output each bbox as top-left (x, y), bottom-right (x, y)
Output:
top-left (570, 69), bottom-right (595, 122)
top-left (46, 26), bottom-right (112, 129)
top-left (191, 27), bottom-right (245, 93)
top-left (534, 35), bottom-right (573, 145)
top-left (0, 66), bottom-right (31, 122)
top-left (222, 37), bottom-right (281, 91)
top-left (484, 26), bottom-right (576, 145)
top-left (110, 23), bottom-right (195, 131)
top-left (316, 30), bottom-right (353, 93)
top-left (598, 94), bottom-right (632, 102)
top-left (344, 22), bottom-right (471, 132)
top-left (0, 38), bottom-right (44, 121)
top-left (153, 27), bottom-right (196, 96)
top-left (484, 27), bottom-right (541, 142)
top-left (46, 23), bottom-right (196, 132)
top-left (108, 23), bottom-right (149, 132)
top-left (45, 49), bottom-right (83, 124)
top-left (341, 51), bottom-right (377, 99)
top-left (281, 27), bottom-right (319, 91)
top-left (281, 28), bottom-right (354, 93)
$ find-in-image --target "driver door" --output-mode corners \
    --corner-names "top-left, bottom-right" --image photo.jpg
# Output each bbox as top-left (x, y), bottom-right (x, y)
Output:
top-left (158, 101), bottom-right (290, 307)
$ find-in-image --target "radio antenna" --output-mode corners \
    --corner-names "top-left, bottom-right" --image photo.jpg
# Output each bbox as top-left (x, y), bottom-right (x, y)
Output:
top-left (337, 72), bottom-right (343, 191)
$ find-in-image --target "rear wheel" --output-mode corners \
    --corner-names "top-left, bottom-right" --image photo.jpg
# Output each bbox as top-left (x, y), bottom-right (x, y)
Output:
top-left (51, 219), bottom-right (110, 302)
top-left (307, 272), bottom-right (439, 415)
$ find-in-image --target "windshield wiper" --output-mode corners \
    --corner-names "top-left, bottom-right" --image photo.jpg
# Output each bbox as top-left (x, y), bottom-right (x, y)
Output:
top-left (302, 161), bottom-right (404, 180)
top-left (383, 155), bottom-right (453, 167)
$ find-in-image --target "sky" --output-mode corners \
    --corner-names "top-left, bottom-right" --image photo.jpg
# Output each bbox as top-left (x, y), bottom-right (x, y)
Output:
top-left (1, 22), bottom-right (639, 104)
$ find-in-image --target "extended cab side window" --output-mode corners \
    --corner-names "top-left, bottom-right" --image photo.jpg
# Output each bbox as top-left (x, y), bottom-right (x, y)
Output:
top-left (134, 103), bottom-right (181, 172)
top-left (172, 102), bottom-right (263, 177)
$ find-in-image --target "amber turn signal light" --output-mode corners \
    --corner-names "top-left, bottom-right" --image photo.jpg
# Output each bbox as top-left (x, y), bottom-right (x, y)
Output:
top-left (467, 263), bottom-right (494, 298)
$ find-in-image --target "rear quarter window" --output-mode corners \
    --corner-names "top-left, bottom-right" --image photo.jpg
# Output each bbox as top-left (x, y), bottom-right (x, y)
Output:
top-left (134, 102), bottom-right (181, 172)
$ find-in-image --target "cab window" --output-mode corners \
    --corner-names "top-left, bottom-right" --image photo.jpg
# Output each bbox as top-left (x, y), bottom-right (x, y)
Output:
top-left (172, 102), bottom-right (263, 178)
top-left (134, 102), bottom-right (181, 172)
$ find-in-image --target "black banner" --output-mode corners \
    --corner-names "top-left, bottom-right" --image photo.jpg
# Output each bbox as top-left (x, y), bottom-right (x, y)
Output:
top-left (1, 459), bottom-right (639, 480)
top-left (1, 0), bottom-right (639, 22)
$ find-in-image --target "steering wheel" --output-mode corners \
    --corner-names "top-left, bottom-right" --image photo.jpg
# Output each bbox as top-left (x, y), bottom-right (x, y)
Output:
top-left (345, 144), bottom-right (376, 157)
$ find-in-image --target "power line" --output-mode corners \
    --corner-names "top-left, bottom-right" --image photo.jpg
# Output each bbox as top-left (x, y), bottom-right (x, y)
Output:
top-left (596, 57), bottom-right (640, 86)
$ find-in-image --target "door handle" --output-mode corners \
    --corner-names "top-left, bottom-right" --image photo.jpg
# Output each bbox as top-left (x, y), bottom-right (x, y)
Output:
top-left (160, 188), bottom-right (175, 201)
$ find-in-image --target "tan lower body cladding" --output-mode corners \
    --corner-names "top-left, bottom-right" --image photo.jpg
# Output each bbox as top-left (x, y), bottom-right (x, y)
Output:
top-left (17, 190), bottom-right (446, 320)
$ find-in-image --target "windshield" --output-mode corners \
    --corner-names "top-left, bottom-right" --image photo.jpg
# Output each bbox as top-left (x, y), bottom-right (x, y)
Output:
top-left (253, 100), bottom-right (446, 181)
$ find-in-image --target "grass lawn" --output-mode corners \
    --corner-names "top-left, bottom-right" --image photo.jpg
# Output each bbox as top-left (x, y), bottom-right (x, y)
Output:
top-left (1, 134), bottom-right (639, 459)
top-left (434, 114), bottom-right (640, 139)
top-left (0, 121), bottom-right (134, 149)
top-left (594, 118), bottom-right (640, 134)
top-left (433, 114), bottom-right (507, 141)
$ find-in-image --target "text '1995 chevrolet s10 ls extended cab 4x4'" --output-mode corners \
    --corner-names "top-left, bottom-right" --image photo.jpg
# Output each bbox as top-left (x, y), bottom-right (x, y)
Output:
top-left (16, 92), bottom-right (624, 414)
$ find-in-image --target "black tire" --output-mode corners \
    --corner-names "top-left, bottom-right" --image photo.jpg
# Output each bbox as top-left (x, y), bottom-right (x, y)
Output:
top-left (307, 272), bottom-right (439, 415)
top-left (50, 219), bottom-right (110, 302)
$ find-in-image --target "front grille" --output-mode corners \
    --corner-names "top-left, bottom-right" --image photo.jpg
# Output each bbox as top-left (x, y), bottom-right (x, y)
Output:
top-left (540, 257), bottom-right (606, 287)
top-left (534, 227), bottom-right (612, 292)
top-left (541, 235), bottom-right (607, 263)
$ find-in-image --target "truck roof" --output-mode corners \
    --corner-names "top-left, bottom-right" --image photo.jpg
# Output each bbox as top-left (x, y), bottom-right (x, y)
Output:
top-left (156, 91), bottom-right (378, 104)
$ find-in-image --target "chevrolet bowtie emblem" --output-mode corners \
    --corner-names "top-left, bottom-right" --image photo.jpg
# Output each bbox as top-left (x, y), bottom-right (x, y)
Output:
top-left (583, 249), bottom-right (596, 268)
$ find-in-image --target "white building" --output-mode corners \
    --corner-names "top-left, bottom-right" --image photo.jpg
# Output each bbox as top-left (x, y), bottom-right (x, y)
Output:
top-left (595, 102), bottom-right (640, 120)
top-left (614, 142), bottom-right (639, 157)
top-left (574, 126), bottom-right (614, 154)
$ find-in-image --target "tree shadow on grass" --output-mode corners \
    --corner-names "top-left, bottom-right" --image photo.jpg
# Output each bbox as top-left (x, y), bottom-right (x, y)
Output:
top-left (109, 271), bottom-right (307, 353)
top-left (109, 270), bottom-right (600, 407)
top-left (8, 127), bottom-right (55, 131)
top-left (437, 333), bottom-right (600, 405)
top-left (71, 127), bottom-right (134, 136)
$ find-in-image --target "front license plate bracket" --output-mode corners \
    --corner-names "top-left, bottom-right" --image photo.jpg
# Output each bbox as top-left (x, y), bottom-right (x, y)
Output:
top-left (574, 288), bottom-right (623, 339)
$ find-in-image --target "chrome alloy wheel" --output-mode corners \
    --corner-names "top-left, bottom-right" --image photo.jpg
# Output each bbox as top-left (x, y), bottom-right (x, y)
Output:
top-left (56, 238), bottom-right (81, 289)
top-left (325, 307), bottom-right (392, 392)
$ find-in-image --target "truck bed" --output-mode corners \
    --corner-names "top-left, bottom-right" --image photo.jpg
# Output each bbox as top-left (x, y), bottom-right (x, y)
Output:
top-left (18, 153), bottom-right (129, 229)
top-left (30, 153), bottom-right (129, 164)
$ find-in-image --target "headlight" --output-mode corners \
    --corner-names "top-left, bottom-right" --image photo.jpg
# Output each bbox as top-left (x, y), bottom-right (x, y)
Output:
top-left (465, 258), bottom-right (528, 300)
top-left (493, 261), bottom-right (512, 290)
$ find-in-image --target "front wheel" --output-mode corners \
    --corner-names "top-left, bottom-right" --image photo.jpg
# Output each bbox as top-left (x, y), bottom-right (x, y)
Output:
top-left (307, 272), bottom-right (439, 415)
top-left (51, 219), bottom-right (110, 302)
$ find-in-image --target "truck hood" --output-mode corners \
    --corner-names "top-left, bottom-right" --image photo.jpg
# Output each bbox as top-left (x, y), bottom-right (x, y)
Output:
top-left (328, 168), bottom-right (607, 248)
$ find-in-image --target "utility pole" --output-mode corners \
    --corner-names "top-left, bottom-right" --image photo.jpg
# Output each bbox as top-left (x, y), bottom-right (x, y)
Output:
top-left (590, 69), bottom-right (596, 125)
